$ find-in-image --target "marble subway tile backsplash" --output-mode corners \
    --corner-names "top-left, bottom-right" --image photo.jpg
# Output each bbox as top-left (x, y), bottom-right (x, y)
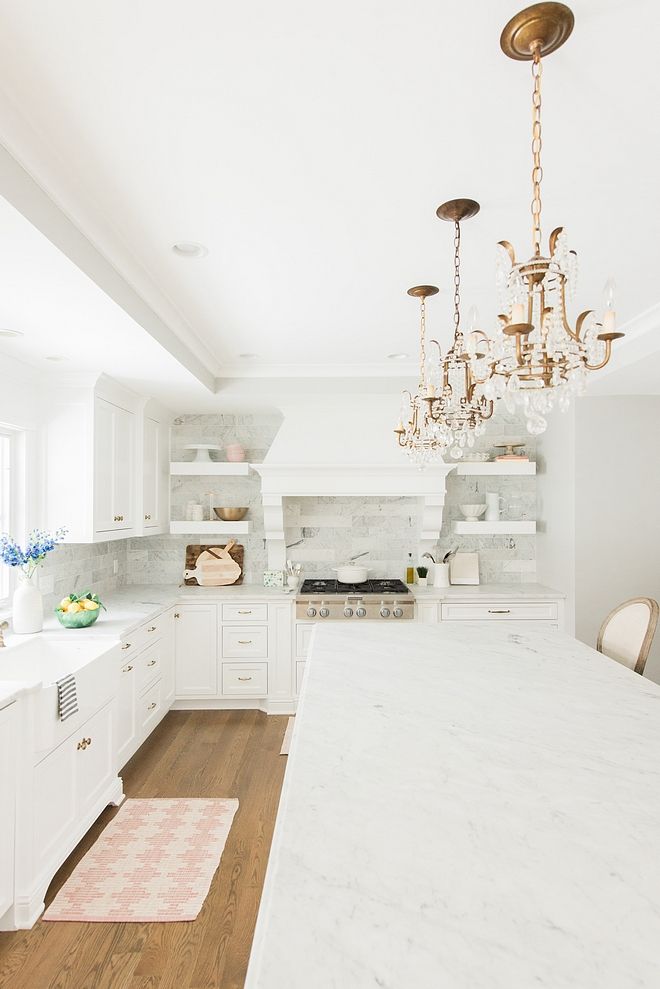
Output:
top-left (38, 540), bottom-right (128, 614)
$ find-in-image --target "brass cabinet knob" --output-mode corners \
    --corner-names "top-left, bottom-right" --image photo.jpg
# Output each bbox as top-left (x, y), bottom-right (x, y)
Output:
top-left (144, 514), bottom-right (151, 521)
top-left (77, 737), bottom-right (92, 750)
top-left (174, 612), bottom-right (180, 619)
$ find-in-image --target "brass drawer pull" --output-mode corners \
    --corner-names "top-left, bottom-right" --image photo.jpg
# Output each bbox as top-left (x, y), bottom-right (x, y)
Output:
top-left (77, 736), bottom-right (92, 751)
top-left (238, 610), bottom-right (252, 614)
top-left (488, 609), bottom-right (511, 614)
top-left (147, 702), bottom-right (157, 711)
top-left (122, 642), bottom-right (131, 650)
top-left (147, 659), bottom-right (157, 667)
top-left (147, 625), bottom-right (157, 632)
top-left (238, 676), bottom-right (252, 682)
top-left (237, 640), bottom-right (252, 644)
top-left (122, 664), bottom-right (133, 673)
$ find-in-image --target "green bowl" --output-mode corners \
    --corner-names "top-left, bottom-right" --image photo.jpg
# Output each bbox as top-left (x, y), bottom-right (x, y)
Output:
top-left (55, 607), bottom-right (101, 629)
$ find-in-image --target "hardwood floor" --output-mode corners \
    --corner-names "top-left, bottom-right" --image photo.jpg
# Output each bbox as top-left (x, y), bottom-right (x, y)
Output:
top-left (0, 710), bottom-right (289, 989)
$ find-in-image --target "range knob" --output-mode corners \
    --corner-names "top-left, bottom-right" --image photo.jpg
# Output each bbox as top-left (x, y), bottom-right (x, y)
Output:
top-left (306, 603), bottom-right (317, 618)
top-left (392, 601), bottom-right (404, 618)
top-left (355, 606), bottom-right (367, 618)
top-left (343, 603), bottom-right (354, 617)
top-left (319, 602), bottom-right (330, 618)
top-left (380, 601), bottom-right (391, 618)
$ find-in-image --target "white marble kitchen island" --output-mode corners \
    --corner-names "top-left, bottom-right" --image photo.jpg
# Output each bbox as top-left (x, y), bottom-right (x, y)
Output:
top-left (246, 622), bottom-right (660, 988)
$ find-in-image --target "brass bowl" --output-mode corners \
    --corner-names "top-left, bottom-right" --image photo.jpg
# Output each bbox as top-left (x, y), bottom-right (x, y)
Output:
top-left (213, 507), bottom-right (248, 522)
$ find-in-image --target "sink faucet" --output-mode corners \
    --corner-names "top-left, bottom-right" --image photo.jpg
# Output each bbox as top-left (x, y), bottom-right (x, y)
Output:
top-left (0, 621), bottom-right (8, 648)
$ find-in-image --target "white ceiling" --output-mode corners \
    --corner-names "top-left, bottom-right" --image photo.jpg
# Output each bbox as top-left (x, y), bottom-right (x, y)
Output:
top-left (0, 0), bottom-right (658, 393)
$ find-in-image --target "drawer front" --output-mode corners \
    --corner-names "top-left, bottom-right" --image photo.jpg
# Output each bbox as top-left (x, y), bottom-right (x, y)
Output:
top-left (295, 623), bottom-right (315, 659)
top-left (139, 678), bottom-right (163, 733)
top-left (296, 660), bottom-right (306, 695)
top-left (136, 642), bottom-right (161, 693)
top-left (222, 603), bottom-right (268, 623)
top-left (222, 663), bottom-right (268, 697)
top-left (440, 601), bottom-right (559, 622)
top-left (222, 625), bottom-right (268, 659)
top-left (120, 613), bottom-right (163, 655)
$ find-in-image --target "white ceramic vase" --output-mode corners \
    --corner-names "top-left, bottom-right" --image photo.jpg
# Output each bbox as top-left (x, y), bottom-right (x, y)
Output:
top-left (13, 571), bottom-right (44, 634)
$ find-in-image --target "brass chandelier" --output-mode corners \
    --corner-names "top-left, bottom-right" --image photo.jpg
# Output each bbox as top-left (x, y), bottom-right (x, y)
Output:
top-left (395, 199), bottom-right (494, 463)
top-left (481, 2), bottom-right (625, 434)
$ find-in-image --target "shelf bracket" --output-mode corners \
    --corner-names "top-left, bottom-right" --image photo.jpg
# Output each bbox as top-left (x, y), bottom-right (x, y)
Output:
top-left (262, 495), bottom-right (286, 570)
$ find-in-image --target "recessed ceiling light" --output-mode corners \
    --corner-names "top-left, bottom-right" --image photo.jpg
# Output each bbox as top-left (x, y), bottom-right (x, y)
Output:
top-left (238, 353), bottom-right (259, 360)
top-left (45, 355), bottom-right (67, 362)
top-left (0, 328), bottom-right (23, 338)
top-left (387, 353), bottom-right (410, 360)
top-left (172, 241), bottom-right (208, 259)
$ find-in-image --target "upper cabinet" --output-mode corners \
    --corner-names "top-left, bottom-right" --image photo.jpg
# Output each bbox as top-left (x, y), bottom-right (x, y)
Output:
top-left (45, 375), bottom-right (171, 543)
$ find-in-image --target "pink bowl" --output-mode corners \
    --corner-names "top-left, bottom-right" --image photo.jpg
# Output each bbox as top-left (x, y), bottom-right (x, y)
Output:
top-left (226, 443), bottom-right (246, 462)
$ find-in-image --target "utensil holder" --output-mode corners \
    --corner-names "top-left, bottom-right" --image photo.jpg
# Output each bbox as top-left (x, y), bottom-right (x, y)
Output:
top-left (431, 563), bottom-right (450, 587)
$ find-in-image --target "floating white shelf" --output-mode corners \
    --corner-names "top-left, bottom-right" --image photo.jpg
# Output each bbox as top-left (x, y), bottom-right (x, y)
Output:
top-left (169, 521), bottom-right (250, 535)
top-left (452, 520), bottom-right (536, 535)
top-left (170, 462), bottom-right (251, 476)
top-left (455, 462), bottom-right (536, 476)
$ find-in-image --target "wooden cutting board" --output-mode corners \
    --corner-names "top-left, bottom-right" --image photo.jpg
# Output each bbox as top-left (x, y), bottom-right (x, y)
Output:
top-left (184, 543), bottom-right (244, 586)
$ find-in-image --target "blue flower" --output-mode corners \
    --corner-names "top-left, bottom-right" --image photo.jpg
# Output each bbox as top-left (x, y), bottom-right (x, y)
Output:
top-left (0, 527), bottom-right (68, 574)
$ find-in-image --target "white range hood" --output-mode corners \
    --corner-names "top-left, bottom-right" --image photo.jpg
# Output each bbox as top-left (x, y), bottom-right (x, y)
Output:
top-left (253, 403), bottom-right (455, 569)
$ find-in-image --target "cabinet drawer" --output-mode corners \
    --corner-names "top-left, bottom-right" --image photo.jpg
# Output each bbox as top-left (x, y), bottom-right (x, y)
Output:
top-left (222, 603), bottom-right (268, 623)
top-left (139, 679), bottom-right (163, 733)
top-left (440, 601), bottom-right (559, 622)
top-left (295, 623), bottom-right (315, 659)
top-left (120, 614), bottom-right (163, 655)
top-left (296, 661), bottom-right (306, 695)
top-left (222, 625), bottom-right (268, 659)
top-left (135, 643), bottom-right (161, 693)
top-left (222, 663), bottom-right (268, 697)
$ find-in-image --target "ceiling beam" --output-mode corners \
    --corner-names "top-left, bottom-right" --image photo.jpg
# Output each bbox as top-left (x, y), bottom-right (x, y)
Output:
top-left (0, 141), bottom-right (217, 393)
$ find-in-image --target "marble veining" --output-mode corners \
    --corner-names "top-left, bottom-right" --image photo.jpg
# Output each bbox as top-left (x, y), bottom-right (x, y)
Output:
top-left (246, 623), bottom-right (660, 988)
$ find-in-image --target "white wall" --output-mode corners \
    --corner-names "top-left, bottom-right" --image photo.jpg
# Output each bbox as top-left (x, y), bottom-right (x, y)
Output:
top-left (535, 410), bottom-right (576, 633)
top-left (574, 396), bottom-right (660, 683)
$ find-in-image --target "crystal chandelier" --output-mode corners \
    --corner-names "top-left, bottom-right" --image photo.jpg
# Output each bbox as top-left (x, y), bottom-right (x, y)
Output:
top-left (394, 285), bottom-right (452, 466)
top-left (424, 198), bottom-right (494, 459)
top-left (482, 2), bottom-right (624, 435)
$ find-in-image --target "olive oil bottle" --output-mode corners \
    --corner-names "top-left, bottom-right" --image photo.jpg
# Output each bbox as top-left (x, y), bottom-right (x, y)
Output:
top-left (406, 552), bottom-right (415, 584)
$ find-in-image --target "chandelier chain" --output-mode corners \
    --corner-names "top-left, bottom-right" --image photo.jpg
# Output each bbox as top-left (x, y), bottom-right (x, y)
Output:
top-left (531, 44), bottom-right (543, 257)
top-left (453, 220), bottom-right (461, 337)
top-left (419, 295), bottom-right (427, 387)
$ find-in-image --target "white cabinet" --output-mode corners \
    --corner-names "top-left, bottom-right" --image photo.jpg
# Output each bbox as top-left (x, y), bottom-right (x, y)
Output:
top-left (0, 701), bottom-right (17, 922)
top-left (116, 653), bottom-right (137, 769)
top-left (440, 601), bottom-right (559, 622)
top-left (222, 663), bottom-right (268, 697)
top-left (45, 375), bottom-right (171, 543)
top-left (93, 397), bottom-right (136, 535)
top-left (139, 406), bottom-right (170, 534)
top-left (75, 703), bottom-right (115, 821)
top-left (175, 604), bottom-right (218, 696)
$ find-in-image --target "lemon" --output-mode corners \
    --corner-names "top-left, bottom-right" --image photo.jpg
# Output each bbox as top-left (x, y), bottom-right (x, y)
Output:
top-left (66, 601), bottom-right (83, 614)
top-left (59, 596), bottom-right (72, 609)
top-left (83, 600), bottom-right (99, 611)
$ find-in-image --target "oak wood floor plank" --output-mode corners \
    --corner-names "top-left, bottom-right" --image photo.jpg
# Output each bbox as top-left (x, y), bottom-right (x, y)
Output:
top-left (0, 710), bottom-right (288, 989)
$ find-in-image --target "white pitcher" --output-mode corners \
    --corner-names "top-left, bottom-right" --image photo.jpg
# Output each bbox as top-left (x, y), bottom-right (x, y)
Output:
top-left (485, 492), bottom-right (505, 522)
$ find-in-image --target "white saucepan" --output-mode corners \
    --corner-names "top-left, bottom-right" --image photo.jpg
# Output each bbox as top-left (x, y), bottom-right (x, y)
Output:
top-left (333, 563), bottom-right (371, 583)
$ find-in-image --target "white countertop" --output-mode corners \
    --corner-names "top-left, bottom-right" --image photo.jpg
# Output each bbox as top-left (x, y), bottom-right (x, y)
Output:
top-left (246, 622), bottom-right (660, 988)
top-left (412, 581), bottom-right (564, 600)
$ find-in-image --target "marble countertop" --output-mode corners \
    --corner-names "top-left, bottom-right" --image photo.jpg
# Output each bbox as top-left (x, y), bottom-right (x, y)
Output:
top-left (412, 581), bottom-right (564, 600)
top-left (246, 622), bottom-right (660, 988)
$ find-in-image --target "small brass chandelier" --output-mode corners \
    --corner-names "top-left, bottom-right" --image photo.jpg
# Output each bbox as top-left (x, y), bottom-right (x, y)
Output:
top-left (394, 285), bottom-right (451, 466)
top-left (424, 198), bottom-right (494, 459)
top-left (395, 200), bottom-right (494, 463)
top-left (482, 2), bottom-right (624, 434)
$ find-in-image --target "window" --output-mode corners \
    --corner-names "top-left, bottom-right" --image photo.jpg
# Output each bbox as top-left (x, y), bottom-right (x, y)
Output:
top-left (0, 430), bottom-right (12, 607)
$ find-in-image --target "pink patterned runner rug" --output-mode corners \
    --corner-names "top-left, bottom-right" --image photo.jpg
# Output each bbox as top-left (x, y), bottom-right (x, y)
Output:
top-left (43, 797), bottom-right (239, 922)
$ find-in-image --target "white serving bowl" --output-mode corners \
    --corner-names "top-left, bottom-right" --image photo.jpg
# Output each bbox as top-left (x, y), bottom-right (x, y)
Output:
top-left (460, 503), bottom-right (486, 522)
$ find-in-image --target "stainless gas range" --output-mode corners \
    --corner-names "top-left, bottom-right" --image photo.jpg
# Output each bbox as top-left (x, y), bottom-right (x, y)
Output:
top-left (296, 578), bottom-right (414, 621)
